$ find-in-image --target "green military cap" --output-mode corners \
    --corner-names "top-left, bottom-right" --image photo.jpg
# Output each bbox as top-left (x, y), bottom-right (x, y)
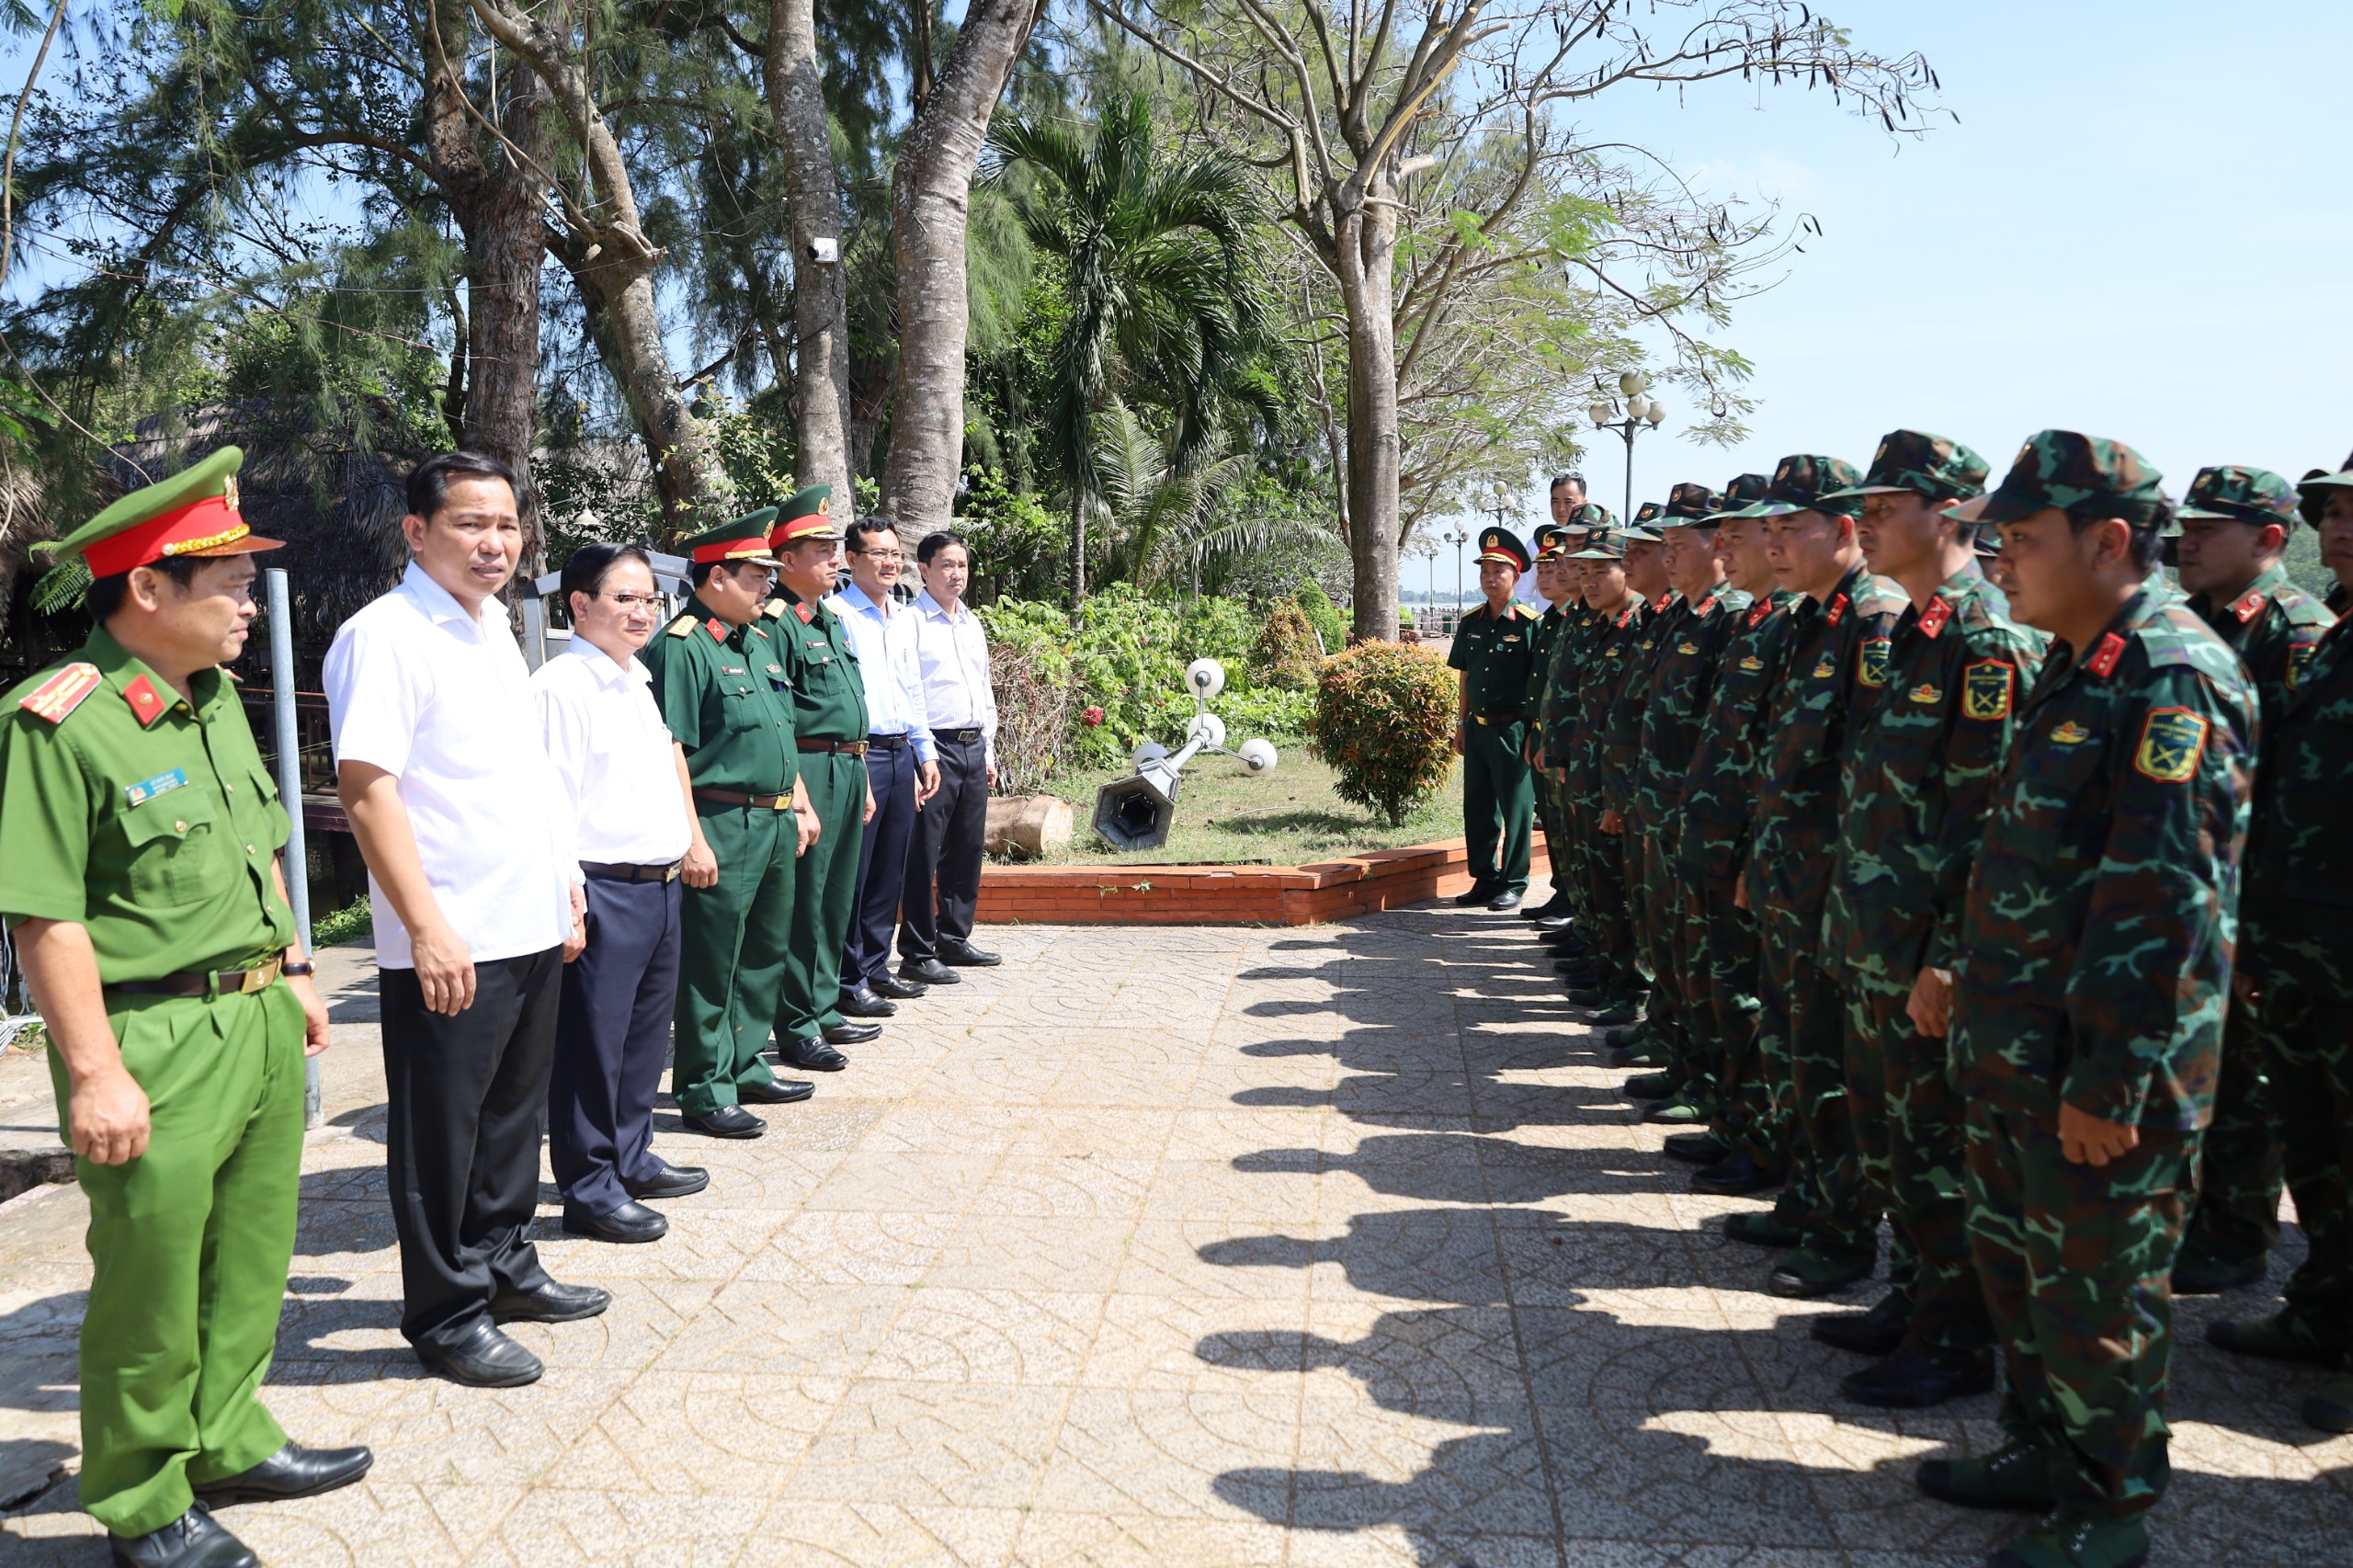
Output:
top-left (48, 446), bottom-right (282, 577)
top-left (1568, 530), bottom-right (1630, 561)
top-left (767, 483), bottom-right (836, 549)
top-left (1702, 472), bottom-right (1771, 520)
top-left (2294, 452), bottom-right (2353, 527)
top-left (1972, 429), bottom-right (2165, 528)
top-left (1632, 501), bottom-right (1665, 525)
top-left (2176, 465), bottom-right (2300, 530)
top-left (1566, 501), bottom-right (1614, 530)
top-left (1532, 522), bottom-right (1572, 560)
top-left (1474, 525), bottom-right (1530, 572)
top-left (1654, 482), bottom-right (1719, 527)
top-left (1723, 454), bottom-right (1866, 518)
top-left (685, 506), bottom-right (783, 567)
top-left (1819, 429), bottom-right (1990, 506)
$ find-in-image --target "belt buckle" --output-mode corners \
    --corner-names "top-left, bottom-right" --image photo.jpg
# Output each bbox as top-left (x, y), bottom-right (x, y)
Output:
top-left (771, 794), bottom-right (791, 811)
top-left (239, 960), bottom-right (275, 994)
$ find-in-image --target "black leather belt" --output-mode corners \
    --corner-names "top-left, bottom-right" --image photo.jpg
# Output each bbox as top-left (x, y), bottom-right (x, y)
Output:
top-left (865, 733), bottom-right (910, 751)
top-left (933, 727), bottom-right (983, 744)
top-left (582, 859), bottom-right (683, 883)
top-left (694, 787), bottom-right (793, 810)
top-left (1473, 709), bottom-right (1527, 725)
top-left (798, 739), bottom-right (869, 756)
top-left (110, 955), bottom-right (285, 999)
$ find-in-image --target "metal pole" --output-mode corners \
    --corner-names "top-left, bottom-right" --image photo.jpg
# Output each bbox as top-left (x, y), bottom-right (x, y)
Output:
top-left (1621, 423), bottom-right (1635, 523)
top-left (519, 596), bottom-right (548, 672)
top-left (266, 568), bottom-right (322, 1129)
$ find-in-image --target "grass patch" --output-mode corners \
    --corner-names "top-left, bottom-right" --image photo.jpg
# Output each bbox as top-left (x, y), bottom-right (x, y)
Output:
top-left (1025, 743), bottom-right (1463, 866)
top-left (311, 897), bottom-right (374, 948)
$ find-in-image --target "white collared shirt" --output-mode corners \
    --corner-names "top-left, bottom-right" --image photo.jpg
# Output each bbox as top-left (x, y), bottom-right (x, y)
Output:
top-left (531, 639), bottom-right (693, 866)
top-left (324, 562), bottom-right (579, 967)
top-left (909, 588), bottom-right (997, 767)
top-left (825, 581), bottom-right (934, 762)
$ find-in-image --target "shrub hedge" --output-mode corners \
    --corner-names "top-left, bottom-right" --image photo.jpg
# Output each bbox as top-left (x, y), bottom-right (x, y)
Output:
top-left (1310, 640), bottom-right (1458, 826)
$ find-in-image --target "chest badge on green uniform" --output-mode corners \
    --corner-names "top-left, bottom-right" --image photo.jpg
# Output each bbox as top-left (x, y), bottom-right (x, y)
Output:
top-left (2134, 708), bottom-right (2209, 783)
top-left (1677, 641), bottom-right (1699, 655)
top-left (126, 767), bottom-right (190, 806)
top-left (1907, 684), bottom-right (1941, 705)
top-left (1858, 638), bottom-right (1891, 687)
top-left (1739, 654), bottom-right (1764, 672)
top-left (1962, 660), bottom-right (2014, 720)
top-left (1810, 656), bottom-right (1835, 679)
top-left (2051, 720), bottom-right (2092, 745)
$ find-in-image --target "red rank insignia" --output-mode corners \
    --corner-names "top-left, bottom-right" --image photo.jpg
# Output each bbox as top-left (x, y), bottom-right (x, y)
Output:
top-left (2086, 631), bottom-right (2127, 678)
top-left (2231, 590), bottom-right (2267, 623)
top-left (17, 662), bottom-right (101, 723)
top-left (1616, 606), bottom-right (1637, 628)
top-left (1747, 599), bottom-right (1776, 627)
top-left (1653, 593), bottom-right (1674, 613)
top-left (705, 617), bottom-right (727, 642)
top-left (1919, 597), bottom-right (1953, 639)
top-left (1825, 593), bottom-right (1849, 627)
top-left (123, 675), bottom-right (168, 727)
top-left (795, 603), bottom-right (813, 623)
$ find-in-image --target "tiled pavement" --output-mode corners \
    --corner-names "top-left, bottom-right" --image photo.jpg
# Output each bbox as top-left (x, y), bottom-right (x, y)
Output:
top-left (4, 899), bottom-right (2352, 1565)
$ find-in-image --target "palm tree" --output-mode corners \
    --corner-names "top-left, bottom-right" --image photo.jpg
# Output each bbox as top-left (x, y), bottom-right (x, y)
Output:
top-left (1086, 398), bottom-right (1327, 593)
top-left (992, 90), bottom-right (1267, 604)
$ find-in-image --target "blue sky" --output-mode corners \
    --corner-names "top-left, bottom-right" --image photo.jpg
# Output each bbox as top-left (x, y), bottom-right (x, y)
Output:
top-left (1419, 0), bottom-right (2353, 597)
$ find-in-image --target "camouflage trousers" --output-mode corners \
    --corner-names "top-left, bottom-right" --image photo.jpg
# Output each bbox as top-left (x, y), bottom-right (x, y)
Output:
top-left (1532, 762), bottom-right (1574, 914)
top-left (2178, 1000), bottom-right (2283, 1268)
top-left (1689, 872), bottom-right (1769, 1158)
top-left (1966, 1094), bottom-right (2193, 1520)
top-left (2244, 896), bottom-right (2353, 1358)
top-left (1574, 791), bottom-right (1640, 999)
top-left (1842, 913), bottom-right (1984, 1358)
top-left (1635, 827), bottom-right (1693, 1069)
top-left (1753, 876), bottom-right (1871, 1256)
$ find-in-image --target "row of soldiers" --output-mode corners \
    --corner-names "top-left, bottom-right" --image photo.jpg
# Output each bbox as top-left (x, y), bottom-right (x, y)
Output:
top-left (1444, 428), bottom-right (2353, 1568)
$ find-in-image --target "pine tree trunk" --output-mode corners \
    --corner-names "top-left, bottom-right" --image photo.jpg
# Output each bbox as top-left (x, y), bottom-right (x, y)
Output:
top-left (878, 0), bottom-right (1041, 540)
top-left (766, 0), bottom-right (853, 517)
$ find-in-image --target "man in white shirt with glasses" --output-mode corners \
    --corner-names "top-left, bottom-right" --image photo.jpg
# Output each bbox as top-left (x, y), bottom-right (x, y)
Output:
top-left (898, 528), bottom-right (1002, 984)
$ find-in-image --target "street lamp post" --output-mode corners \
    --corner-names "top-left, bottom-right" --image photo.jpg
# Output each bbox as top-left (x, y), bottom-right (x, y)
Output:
top-left (1441, 524), bottom-right (1470, 625)
top-left (1586, 369), bottom-right (1667, 520)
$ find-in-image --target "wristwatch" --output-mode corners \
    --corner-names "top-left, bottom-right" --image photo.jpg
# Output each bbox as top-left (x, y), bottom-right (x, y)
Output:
top-left (283, 960), bottom-right (316, 978)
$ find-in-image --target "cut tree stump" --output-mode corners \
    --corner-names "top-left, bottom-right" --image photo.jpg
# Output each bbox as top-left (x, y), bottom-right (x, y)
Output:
top-left (987, 795), bottom-right (1073, 860)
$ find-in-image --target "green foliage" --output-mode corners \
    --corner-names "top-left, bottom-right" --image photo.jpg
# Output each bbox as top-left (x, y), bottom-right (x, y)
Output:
top-left (1295, 578), bottom-right (1346, 654)
top-left (311, 897), bottom-right (373, 948)
top-left (1252, 597), bottom-right (1324, 691)
top-left (959, 465), bottom-right (1064, 601)
top-left (1311, 642), bottom-right (1459, 826)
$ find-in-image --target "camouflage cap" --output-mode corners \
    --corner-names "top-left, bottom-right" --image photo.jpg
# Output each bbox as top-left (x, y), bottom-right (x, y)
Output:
top-left (1702, 472), bottom-right (1771, 521)
top-left (1655, 482), bottom-right (1719, 527)
top-left (1622, 525), bottom-right (1665, 545)
top-left (1532, 522), bottom-right (1571, 560)
top-left (1819, 429), bottom-right (1990, 506)
top-left (1567, 501), bottom-right (1614, 531)
top-left (2294, 451), bottom-right (2353, 527)
top-left (1975, 429), bottom-right (2165, 528)
top-left (1568, 530), bottom-right (1630, 561)
top-left (2176, 464), bottom-right (2300, 528)
top-left (1632, 501), bottom-right (1665, 526)
top-left (1724, 454), bottom-right (1866, 518)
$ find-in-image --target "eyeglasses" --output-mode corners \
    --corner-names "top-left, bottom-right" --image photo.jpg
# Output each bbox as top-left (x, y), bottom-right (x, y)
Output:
top-left (852, 548), bottom-right (904, 562)
top-left (600, 592), bottom-right (664, 610)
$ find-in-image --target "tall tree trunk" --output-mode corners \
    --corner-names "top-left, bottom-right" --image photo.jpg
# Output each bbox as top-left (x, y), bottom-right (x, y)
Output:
top-left (1335, 192), bottom-right (1401, 642)
top-left (421, 0), bottom-right (551, 566)
top-left (1068, 486), bottom-right (1086, 605)
top-left (765, 0), bottom-right (853, 517)
top-left (466, 0), bottom-right (726, 538)
top-left (878, 0), bottom-right (1040, 541)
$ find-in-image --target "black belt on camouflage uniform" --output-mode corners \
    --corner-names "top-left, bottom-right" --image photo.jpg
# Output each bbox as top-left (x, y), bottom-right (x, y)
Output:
top-left (693, 787), bottom-right (793, 810)
top-left (1472, 709), bottom-right (1527, 725)
top-left (796, 738), bottom-right (870, 756)
top-left (109, 954), bottom-right (285, 999)
top-left (582, 859), bottom-right (684, 883)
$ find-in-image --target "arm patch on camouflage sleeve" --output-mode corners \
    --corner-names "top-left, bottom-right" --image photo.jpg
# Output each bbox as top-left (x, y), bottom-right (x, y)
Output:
top-left (2132, 707), bottom-right (2208, 783)
top-left (1961, 659), bottom-right (2014, 721)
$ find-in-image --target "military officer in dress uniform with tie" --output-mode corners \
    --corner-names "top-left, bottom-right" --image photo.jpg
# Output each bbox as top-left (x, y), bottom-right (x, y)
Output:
top-left (642, 508), bottom-right (822, 1140)
top-left (0, 448), bottom-right (371, 1568)
top-left (1448, 526), bottom-right (1540, 912)
top-left (763, 487), bottom-right (878, 1071)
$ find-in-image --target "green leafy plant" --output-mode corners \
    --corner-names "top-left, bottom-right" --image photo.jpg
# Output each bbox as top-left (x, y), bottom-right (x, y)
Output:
top-left (1252, 597), bottom-right (1324, 692)
top-left (310, 897), bottom-right (374, 948)
top-left (1311, 641), bottom-right (1458, 826)
top-left (1296, 578), bottom-right (1347, 654)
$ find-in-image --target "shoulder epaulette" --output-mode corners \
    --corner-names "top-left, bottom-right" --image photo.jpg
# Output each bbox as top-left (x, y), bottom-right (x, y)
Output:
top-left (665, 614), bottom-right (698, 639)
top-left (762, 598), bottom-right (786, 619)
top-left (2230, 589), bottom-right (2268, 623)
top-left (15, 662), bottom-right (102, 724)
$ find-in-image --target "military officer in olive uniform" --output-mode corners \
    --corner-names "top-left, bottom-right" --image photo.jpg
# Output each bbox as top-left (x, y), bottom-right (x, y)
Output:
top-left (642, 507), bottom-right (822, 1140)
top-left (2165, 464), bottom-right (2336, 1293)
top-left (764, 487), bottom-right (878, 1066)
top-left (0, 449), bottom-right (371, 1568)
top-left (1448, 526), bottom-right (1540, 910)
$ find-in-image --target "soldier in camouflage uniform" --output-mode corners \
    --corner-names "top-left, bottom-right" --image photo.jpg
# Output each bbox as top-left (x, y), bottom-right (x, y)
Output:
top-left (2164, 466), bottom-right (2335, 1294)
top-left (1915, 432), bottom-right (2255, 1568)
top-left (1521, 524), bottom-right (1576, 926)
top-left (2208, 459), bottom-right (2353, 1436)
top-left (1537, 506), bottom-right (1611, 958)
top-left (1561, 527), bottom-right (1650, 1015)
top-left (1597, 518), bottom-right (1679, 1038)
top-left (1808, 431), bottom-right (2042, 1407)
top-left (1732, 455), bottom-right (1907, 1295)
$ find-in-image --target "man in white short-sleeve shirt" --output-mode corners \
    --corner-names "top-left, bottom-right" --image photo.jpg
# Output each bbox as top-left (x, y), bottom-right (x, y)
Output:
top-left (325, 451), bottom-right (603, 1390)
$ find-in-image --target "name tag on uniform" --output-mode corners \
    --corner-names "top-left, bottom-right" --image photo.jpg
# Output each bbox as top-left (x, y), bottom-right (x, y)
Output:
top-left (126, 767), bottom-right (189, 807)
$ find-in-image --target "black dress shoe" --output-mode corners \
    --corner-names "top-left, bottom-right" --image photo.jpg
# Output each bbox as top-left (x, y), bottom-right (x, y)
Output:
top-left (1485, 890), bottom-right (1523, 912)
top-left (193, 1442), bottom-right (374, 1508)
top-left (742, 1075), bottom-right (817, 1102)
top-left (823, 1021), bottom-right (881, 1046)
top-left (683, 1104), bottom-right (767, 1139)
top-left (781, 1037), bottom-right (850, 1071)
top-left (1689, 1151), bottom-right (1785, 1197)
top-left (837, 985), bottom-right (898, 1018)
top-left (1812, 1290), bottom-right (1912, 1356)
top-left (1662, 1131), bottom-right (1727, 1165)
top-left (1549, 930), bottom-right (1593, 958)
top-left (624, 1162), bottom-right (710, 1200)
top-left (109, 1505), bottom-right (256, 1568)
top-left (1522, 895), bottom-right (1571, 922)
top-left (417, 1318), bottom-right (544, 1387)
top-left (1531, 914), bottom-right (1573, 932)
top-left (870, 972), bottom-right (929, 1000)
top-left (900, 957), bottom-right (961, 986)
top-left (492, 1279), bottom-right (611, 1324)
top-left (1451, 883), bottom-right (1498, 906)
top-left (563, 1199), bottom-right (669, 1244)
top-left (938, 941), bottom-right (1002, 967)
top-left (1840, 1346), bottom-right (1994, 1409)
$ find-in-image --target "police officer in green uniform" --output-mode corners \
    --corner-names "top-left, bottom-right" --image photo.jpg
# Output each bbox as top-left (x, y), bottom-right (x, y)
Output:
top-left (763, 487), bottom-right (877, 1067)
top-left (0, 449), bottom-right (371, 1568)
top-left (1448, 526), bottom-right (1539, 911)
top-left (2165, 464), bottom-right (2336, 1292)
top-left (642, 507), bottom-right (822, 1140)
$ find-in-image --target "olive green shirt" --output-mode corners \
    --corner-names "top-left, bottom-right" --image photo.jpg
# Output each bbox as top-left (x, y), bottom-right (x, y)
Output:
top-left (763, 586), bottom-right (870, 742)
top-left (0, 627), bottom-right (295, 982)
top-left (641, 595), bottom-right (800, 795)
top-left (1448, 600), bottom-right (1541, 716)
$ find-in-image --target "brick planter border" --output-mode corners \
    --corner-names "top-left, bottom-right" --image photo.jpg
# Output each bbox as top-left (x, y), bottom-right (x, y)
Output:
top-left (974, 837), bottom-right (1551, 926)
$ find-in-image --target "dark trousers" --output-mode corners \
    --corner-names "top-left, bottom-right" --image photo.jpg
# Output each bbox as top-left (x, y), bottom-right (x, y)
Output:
top-left (551, 876), bottom-right (683, 1214)
top-left (842, 740), bottom-right (917, 992)
top-left (901, 732), bottom-right (989, 961)
top-left (380, 947), bottom-right (561, 1353)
